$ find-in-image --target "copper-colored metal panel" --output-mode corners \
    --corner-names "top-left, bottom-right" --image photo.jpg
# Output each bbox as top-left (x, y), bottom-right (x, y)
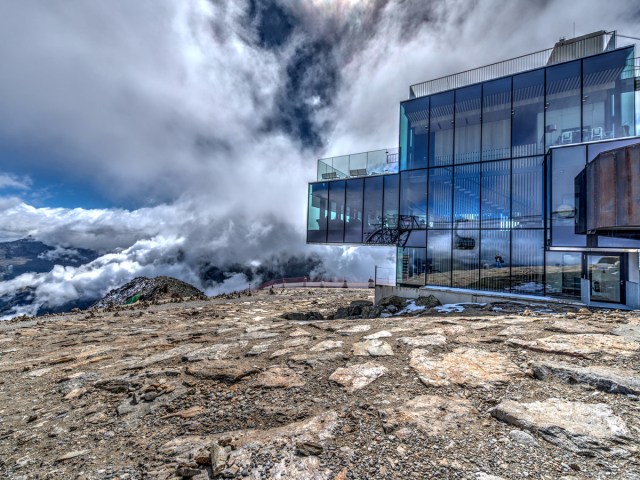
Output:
top-left (586, 143), bottom-right (640, 232)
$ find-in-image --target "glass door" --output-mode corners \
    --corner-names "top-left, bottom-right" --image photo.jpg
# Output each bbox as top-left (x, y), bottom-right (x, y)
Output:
top-left (585, 253), bottom-right (625, 304)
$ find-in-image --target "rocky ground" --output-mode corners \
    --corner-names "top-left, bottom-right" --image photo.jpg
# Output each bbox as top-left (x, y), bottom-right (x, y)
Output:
top-left (0, 288), bottom-right (639, 480)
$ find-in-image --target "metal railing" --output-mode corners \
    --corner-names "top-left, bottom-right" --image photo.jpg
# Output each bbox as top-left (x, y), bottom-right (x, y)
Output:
top-left (410, 31), bottom-right (620, 98)
top-left (317, 147), bottom-right (399, 181)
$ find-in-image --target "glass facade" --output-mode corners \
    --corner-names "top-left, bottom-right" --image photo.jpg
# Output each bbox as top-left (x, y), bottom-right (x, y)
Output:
top-left (309, 46), bottom-right (637, 299)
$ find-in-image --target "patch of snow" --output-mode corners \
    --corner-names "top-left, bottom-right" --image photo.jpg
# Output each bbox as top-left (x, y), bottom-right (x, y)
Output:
top-left (397, 300), bottom-right (426, 315)
top-left (434, 302), bottom-right (487, 313)
top-left (511, 282), bottom-right (544, 294)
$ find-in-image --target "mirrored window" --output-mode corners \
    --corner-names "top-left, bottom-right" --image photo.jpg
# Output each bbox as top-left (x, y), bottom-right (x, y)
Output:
top-left (429, 91), bottom-right (454, 166)
top-left (512, 69), bottom-right (544, 157)
top-left (453, 163), bottom-right (481, 229)
top-left (545, 60), bottom-right (581, 148)
top-left (511, 229), bottom-right (544, 295)
top-left (481, 160), bottom-right (510, 228)
top-left (400, 98), bottom-right (429, 170)
top-left (400, 169), bottom-right (427, 226)
top-left (307, 182), bottom-right (328, 243)
top-left (428, 167), bottom-right (452, 228)
top-left (452, 229), bottom-right (479, 288)
top-left (482, 77), bottom-right (511, 160)
top-left (480, 230), bottom-right (510, 292)
top-left (363, 176), bottom-right (383, 242)
top-left (344, 178), bottom-right (364, 243)
top-left (327, 180), bottom-right (345, 243)
top-left (398, 247), bottom-right (427, 286)
top-left (383, 174), bottom-right (400, 228)
top-left (583, 47), bottom-right (635, 142)
top-left (454, 85), bottom-right (481, 164)
top-left (512, 156), bottom-right (544, 228)
top-left (426, 230), bottom-right (452, 287)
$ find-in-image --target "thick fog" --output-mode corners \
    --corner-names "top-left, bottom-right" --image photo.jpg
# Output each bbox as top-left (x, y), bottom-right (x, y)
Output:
top-left (0, 0), bottom-right (637, 316)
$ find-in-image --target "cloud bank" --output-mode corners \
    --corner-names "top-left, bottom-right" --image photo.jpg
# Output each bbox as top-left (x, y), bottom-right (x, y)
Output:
top-left (0, 0), bottom-right (637, 317)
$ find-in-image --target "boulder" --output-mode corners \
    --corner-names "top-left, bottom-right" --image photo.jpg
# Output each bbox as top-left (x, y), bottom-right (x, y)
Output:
top-left (378, 296), bottom-right (407, 309)
top-left (281, 311), bottom-right (324, 321)
top-left (415, 295), bottom-right (441, 308)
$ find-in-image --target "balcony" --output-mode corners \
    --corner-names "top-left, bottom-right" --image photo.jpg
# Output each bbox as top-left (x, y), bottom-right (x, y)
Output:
top-left (317, 148), bottom-right (398, 181)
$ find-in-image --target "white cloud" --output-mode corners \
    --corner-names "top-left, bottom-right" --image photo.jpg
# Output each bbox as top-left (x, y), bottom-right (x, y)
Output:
top-left (0, 173), bottom-right (30, 191)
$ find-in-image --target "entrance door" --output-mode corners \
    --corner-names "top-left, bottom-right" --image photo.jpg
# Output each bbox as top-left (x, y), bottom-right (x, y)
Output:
top-left (585, 253), bottom-right (625, 304)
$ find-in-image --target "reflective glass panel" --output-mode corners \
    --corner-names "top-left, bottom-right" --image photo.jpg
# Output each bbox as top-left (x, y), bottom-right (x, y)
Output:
top-left (511, 229), bottom-right (544, 295)
top-left (307, 182), bottom-right (328, 243)
top-left (400, 169), bottom-right (427, 226)
top-left (344, 178), bottom-right (364, 243)
top-left (398, 247), bottom-right (427, 286)
top-left (512, 156), bottom-right (544, 228)
top-left (429, 91), bottom-right (454, 166)
top-left (452, 229), bottom-right (479, 288)
top-left (426, 230), bottom-right (451, 287)
top-left (383, 174), bottom-right (400, 228)
top-left (482, 77), bottom-right (511, 160)
top-left (363, 176), bottom-right (383, 242)
top-left (327, 180), bottom-right (345, 243)
top-left (453, 163), bottom-right (481, 229)
top-left (428, 167), bottom-right (452, 228)
top-left (512, 69), bottom-right (544, 157)
top-left (545, 60), bottom-right (581, 148)
top-left (400, 98), bottom-right (429, 170)
top-left (550, 145), bottom-right (586, 246)
top-left (583, 47), bottom-right (635, 142)
top-left (480, 230), bottom-right (510, 292)
top-left (546, 251), bottom-right (581, 298)
top-left (454, 85), bottom-right (481, 164)
top-left (481, 160), bottom-right (510, 228)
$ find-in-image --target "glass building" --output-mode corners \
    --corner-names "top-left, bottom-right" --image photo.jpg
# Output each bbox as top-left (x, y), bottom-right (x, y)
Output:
top-left (308, 31), bottom-right (640, 308)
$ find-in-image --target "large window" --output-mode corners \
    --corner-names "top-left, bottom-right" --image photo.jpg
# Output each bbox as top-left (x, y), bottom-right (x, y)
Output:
top-left (428, 167), bottom-right (452, 228)
top-left (482, 77), bottom-right (511, 160)
top-left (481, 160), bottom-right (510, 228)
top-left (400, 98), bottom-right (429, 170)
top-left (327, 180), bottom-right (346, 243)
top-left (400, 169), bottom-right (427, 226)
top-left (454, 85), bottom-right (481, 164)
top-left (546, 60), bottom-right (581, 148)
top-left (363, 176), bottom-right (383, 242)
top-left (453, 163), bottom-right (481, 229)
top-left (307, 182), bottom-right (328, 243)
top-left (583, 47), bottom-right (635, 142)
top-left (452, 229), bottom-right (479, 288)
top-left (429, 91), bottom-right (454, 166)
top-left (426, 230), bottom-right (452, 287)
top-left (480, 230), bottom-right (510, 292)
top-left (546, 251), bottom-right (581, 298)
top-left (511, 229), bottom-right (544, 295)
top-left (512, 156), bottom-right (544, 228)
top-left (383, 174), bottom-right (400, 228)
top-left (512, 69), bottom-right (544, 157)
top-left (344, 178), bottom-right (364, 243)
top-left (550, 145), bottom-right (586, 247)
top-left (399, 247), bottom-right (427, 286)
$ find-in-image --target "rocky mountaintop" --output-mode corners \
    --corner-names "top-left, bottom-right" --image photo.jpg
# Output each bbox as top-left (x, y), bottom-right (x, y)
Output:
top-left (92, 276), bottom-right (206, 309)
top-left (0, 289), bottom-right (639, 479)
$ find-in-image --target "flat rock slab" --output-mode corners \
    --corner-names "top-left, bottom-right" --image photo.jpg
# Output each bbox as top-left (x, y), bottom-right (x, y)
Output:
top-left (283, 337), bottom-right (311, 348)
top-left (310, 340), bottom-right (343, 352)
top-left (288, 328), bottom-right (312, 337)
top-left (425, 325), bottom-right (467, 337)
top-left (508, 334), bottom-right (640, 358)
top-left (125, 344), bottom-right (198, 369)
top-left (185, 361), bottom-right (258, 383)
top-left (398, 335), bottom-right (447, 347)
top-left (546, 320), bottom-right (608, 334)
top-left (181, 341), bottom-right (249, 362)
top-left (240, 331), bottom-right (280, 340)
top-left (532, 361), bottom-right (640, 395)
top-left (337, 325), bottom-right (371, 334)
top-left (380, 395), bottom-right (478, 436)
top-left (255, 366), bottom-right (306, 388)
top-left (410, 347), bottom-right (519, 388)
top-left (613, 324), bottom-right (640, 342)
top-left (491, 398), bottom-right (632, 456)
top-left (329, 362), bottom-right (388, 392)
top-left (290, 351), bottom-right (345, 365)
top-left (352, 339), bottom-right (394, 357)
top-left (363, 330), bottom-right (393, 339)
